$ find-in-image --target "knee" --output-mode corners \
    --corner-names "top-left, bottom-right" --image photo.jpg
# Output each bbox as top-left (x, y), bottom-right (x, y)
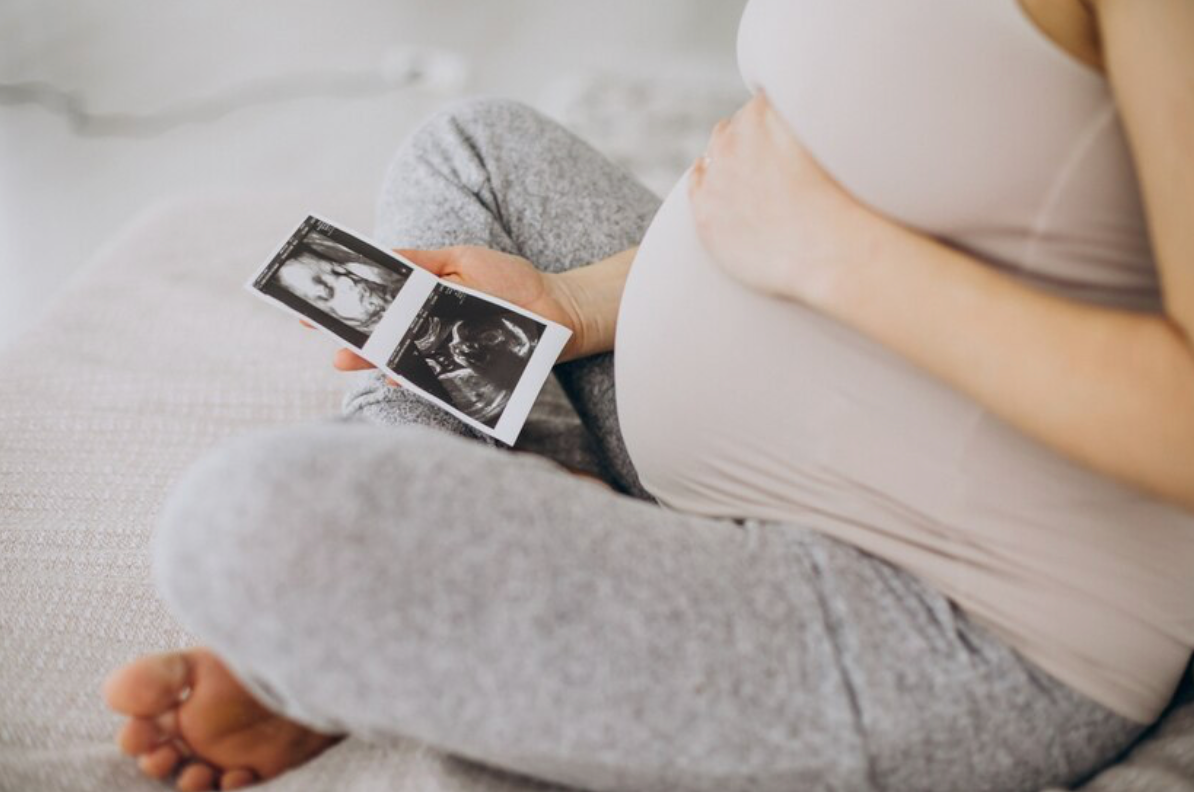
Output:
top-left (151, 425), bottom-right (347, 636)
top-left (384, 96), bottom-right (554, 187)
top-left (152, 423), bottom-right (479, 634)
top-left (432, 95), bottom-right (543, 128)
top-left (377, 95), bottom-right (551, 245)
top-left (341, 368), bottom-right (493, 443)
top-left (411, 96), bottom-right (548, 150)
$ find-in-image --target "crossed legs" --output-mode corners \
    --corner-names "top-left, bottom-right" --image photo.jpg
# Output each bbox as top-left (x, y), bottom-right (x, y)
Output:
top-left (105, 99), bottom-right (1144, 792)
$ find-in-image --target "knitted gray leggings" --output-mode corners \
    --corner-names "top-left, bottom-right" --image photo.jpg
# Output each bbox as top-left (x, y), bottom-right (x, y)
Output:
top-left (154, 98), bottom-right (1144, 792)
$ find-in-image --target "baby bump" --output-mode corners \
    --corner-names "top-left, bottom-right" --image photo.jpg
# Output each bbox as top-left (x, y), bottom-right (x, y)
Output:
top-left (614, 173), bottom-right (984, 522)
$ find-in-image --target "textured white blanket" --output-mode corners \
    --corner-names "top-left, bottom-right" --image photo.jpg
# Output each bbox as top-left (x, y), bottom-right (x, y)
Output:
top-left (0, 193), bottom-right (584, 791)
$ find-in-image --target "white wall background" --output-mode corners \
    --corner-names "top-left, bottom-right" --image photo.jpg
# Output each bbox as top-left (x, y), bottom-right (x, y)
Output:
top-left (0, 0), bottom-right (748, 349)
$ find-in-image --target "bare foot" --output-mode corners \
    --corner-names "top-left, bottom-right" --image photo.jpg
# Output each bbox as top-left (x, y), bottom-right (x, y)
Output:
top-left (103, 649), bottom-right (341, 790)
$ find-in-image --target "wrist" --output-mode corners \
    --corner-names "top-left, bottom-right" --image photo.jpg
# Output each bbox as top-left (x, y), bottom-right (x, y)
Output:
top-left (794, 207), bottom-right (904, 314)
top-left (544, 271), bottom-right (588, 362)
top-left (542, 247), bottom-right (636, 362)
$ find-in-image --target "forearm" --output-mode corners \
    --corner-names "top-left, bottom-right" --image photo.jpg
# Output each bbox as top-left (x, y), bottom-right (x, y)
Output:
top-left (811, 222), bottom-right (1194, 510)
top-left (549, 246), bottom-right (637, 362)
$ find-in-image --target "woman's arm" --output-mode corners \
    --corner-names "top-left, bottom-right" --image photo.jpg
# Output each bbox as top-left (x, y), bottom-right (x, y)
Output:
top-left (549, 246), bottom-right (637, 361)
top-left (818, 216), bottom-right (1194, 512)
top-left (1094, 0), bottom-right (1194, 337)
top-left (330, 245), bottom-right (636, 375)
top-left (818, 0), bottom-right (1194, 509)
top-left (689, 0), bottom-right (1194, 510)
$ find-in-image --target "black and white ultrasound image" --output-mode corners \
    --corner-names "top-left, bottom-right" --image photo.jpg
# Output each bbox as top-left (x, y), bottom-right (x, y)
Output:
top-left (388, 285), bottom-right (546, 428)
top-left (255, 217), bottom-right (413, 349)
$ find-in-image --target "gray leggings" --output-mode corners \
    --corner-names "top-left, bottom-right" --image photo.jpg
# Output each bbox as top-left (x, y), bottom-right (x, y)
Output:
top-left (154, 98), bottom-right (1145, 792)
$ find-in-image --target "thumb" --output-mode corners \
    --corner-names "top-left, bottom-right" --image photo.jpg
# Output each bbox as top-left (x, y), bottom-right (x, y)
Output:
top-left (393, 247), bottom-right (457, 277)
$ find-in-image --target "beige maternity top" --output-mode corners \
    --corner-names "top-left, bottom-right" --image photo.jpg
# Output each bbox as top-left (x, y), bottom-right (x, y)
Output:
top-left (615, 0), bottom-right (1194, 724)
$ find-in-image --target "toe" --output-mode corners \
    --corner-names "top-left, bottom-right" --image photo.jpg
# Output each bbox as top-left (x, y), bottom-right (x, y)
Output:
top-left (177, 762), bottom-right (217, 791)
top-left (104, 652), bottom-right (194, 718)
top-left (118, 718), bottom-right (162, 756)
top-left (219, 768), bottom-right (259, 790)
top-left (139, 744), bottom-right (183, 780)
top-left (156, 708), bottom-right (181, 737)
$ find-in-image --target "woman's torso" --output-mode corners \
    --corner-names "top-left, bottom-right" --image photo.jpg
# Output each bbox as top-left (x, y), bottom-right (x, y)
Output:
top-left (615, 0), bottom-right (1194, 724)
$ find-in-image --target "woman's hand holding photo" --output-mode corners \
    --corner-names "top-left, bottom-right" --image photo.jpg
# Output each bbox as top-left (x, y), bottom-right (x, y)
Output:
top-left (330, 245), bottom-right (585, 378)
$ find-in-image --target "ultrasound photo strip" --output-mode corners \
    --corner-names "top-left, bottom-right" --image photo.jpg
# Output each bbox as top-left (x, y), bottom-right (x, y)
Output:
top-left (250, 215), bottom-right (417, 351)
top-left (246, 214), bottom-right (571, 445)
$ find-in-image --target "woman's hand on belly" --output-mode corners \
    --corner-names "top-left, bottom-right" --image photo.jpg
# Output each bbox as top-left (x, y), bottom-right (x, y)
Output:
top-left (688, 93), bottom-right (896, 306)
top-left (689, 95), bottom-right (1194, 514)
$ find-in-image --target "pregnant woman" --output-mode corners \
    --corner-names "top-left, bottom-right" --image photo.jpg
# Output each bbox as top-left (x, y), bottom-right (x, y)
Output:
top-left (103, 1), bottom-right (1194, 790)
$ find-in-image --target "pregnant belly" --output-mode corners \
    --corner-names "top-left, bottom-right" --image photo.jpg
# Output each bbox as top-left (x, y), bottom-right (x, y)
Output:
top-left (615, 173), bottom-right (987, 524)
top-left (614, 175), bottom-right (1194, 708)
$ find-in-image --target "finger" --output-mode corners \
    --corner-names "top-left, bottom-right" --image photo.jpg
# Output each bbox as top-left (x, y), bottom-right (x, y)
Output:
top-left (385, 377), bottom-right (403, 388)
top-left (333, 349), bottom-right (375, 371)
top-left (703, 118), bottom-right (729, 155)
top-left (299, 320), bottom-right (315, 330)
top-left (707, 132), bottom-right (734, 165)
top-left (392, 247), bottom-right (455, 277)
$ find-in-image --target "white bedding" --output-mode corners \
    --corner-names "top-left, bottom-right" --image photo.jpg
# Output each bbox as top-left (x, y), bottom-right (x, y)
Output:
top-left (0, 193), bottom-right (579, 791)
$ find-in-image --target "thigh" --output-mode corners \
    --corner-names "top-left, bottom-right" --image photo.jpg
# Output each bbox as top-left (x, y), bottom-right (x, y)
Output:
top-left (157, 422), bottom-right (1141, 792)
top-left (342, 370), bottom-right (611, 484)
top-left (374, 97), bottom-right (661, 270)
top-left (359, 98), bottom-right (662, 498)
